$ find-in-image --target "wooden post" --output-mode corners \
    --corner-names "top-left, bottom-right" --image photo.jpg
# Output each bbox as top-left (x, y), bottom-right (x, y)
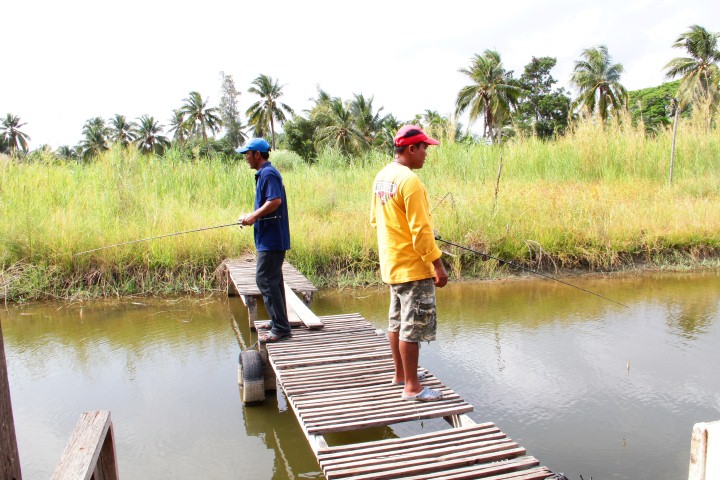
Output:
top-left (242, 295), bottom-right (259, 330)
top-left (669, 98), bottom-right (679, 186)
top-left (1, 320), bottom-right (22, 480)
top-left (689, 420), bottom-right (720, 480)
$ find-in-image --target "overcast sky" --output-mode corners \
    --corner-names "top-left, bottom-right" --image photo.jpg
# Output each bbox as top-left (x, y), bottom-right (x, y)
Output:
top-left (2, 0), bottom-right (716, 149)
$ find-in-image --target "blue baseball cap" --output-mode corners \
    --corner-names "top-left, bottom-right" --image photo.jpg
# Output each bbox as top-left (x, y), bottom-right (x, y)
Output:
top-left (236, 138), bottom-right (271, 154)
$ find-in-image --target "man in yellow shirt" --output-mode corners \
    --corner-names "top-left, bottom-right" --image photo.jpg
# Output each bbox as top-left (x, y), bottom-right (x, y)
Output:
top-left (370, 125), bottom-right (448, 402)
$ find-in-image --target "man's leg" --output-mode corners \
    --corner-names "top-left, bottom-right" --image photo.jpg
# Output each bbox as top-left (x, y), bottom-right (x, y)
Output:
top-left (388, 287), bottom-right (405, 384)
top-left (256, 251), bottom-right (291, 335)
top-left (399, 340), bottom-right (422, 396)
top-left (388, 331), bottom-right (404, 384)
top-left (396, 278), bottom-right (441, 401)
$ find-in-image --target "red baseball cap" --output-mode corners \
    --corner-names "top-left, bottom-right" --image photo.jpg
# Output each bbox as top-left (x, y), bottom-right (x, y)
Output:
top-left (393, 125), bottom-right (440, 147)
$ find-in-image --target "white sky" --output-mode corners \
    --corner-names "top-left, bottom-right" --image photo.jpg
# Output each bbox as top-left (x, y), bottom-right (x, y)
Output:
top-left (2, 0), bottom-right (716, 149)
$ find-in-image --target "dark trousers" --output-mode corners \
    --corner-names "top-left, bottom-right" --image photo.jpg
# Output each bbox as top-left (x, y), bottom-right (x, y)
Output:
top-left (256, 251), bottom-right (290, 335)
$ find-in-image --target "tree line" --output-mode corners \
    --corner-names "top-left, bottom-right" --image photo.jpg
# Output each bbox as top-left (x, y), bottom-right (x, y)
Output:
top-left (1, 24), bottom-right (718, 162)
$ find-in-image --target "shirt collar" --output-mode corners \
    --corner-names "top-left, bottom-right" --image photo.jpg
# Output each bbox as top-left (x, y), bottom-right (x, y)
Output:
top-left (255, 161), bottom-right (272, 177)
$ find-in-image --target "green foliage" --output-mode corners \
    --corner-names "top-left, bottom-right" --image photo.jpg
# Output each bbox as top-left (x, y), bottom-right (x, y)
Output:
top-left (456, 50), bottom-right (523, 142)
top-left (283, 88), bottom-right (394, 161)
top-left (282, 115), bottom-right (318, 162)
top-left (218, 72), bottom-right (247, 149)
top-left (109, 114), bottom-right (136, 146)
top-left (181, 91), bottom-right (222, 143)
top-left (246, 74), bottom-right (294, 149)
top-left (513, 57), bottom-right (572, 139)
top-left (133, 115), bottom-right (170, 155)
top-left (570, 45), bottom-right (628, 122)
top-left (664, 25), bottom-right (720, 124)
top-left (80, 118), bottom-right (109, 160)
top-left (0, 113), bottom-right (31, 155)
top-left (627, 80), bottom-right (682, 132)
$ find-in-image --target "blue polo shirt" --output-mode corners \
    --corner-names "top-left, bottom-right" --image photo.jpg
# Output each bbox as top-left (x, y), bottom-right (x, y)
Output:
top-left (254, 162), bottom-right (290, 252)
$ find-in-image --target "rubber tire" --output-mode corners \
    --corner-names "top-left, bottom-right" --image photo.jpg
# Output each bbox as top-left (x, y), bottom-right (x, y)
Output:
top-left (239, 349), bottom-right (265, 405)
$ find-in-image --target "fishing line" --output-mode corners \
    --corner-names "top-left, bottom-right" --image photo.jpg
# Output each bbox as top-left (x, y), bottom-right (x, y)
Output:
top-left (74, 216), bottom-right (281, 256)
top-left (434, 235), bottom-right (628, 308)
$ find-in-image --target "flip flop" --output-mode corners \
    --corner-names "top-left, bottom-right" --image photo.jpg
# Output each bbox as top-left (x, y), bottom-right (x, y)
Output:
top-left (259, 331), bottom-right (292, 343)
top-left (255, 321), bottom-right (273, 330)
top-left (402, 386), bottom-right (443, 402)
top-left (391, 370), bottom-right (428, 386)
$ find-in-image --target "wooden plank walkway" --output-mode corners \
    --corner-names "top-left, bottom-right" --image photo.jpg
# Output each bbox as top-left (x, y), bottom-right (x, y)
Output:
top-left (259, 313), bottom-right (555, 479)
top-left (230, 258), bottom-right (557, 479)
top-left (224, 258), bottom-right (317, 298)
top-left (223, 258), bottom-right (318, 328)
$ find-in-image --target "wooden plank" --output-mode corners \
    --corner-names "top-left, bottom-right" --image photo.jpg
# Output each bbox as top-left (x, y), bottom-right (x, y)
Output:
top-left (317, 423), bottom-right (498, 456)
top-left (284, 283), bottom-right (324, 329)
top-left (321, 433), bottom-right (510, 467)
top-left (403, 459), bottom-right (546, 480)
top-left (306, 405), bottom-right (474, 434)
top-left (323, 439), bottom-right (517, 472)
top-left (51, 410), bottom-right (119, 480)
top-left (689, 420), bottom-right (720, 480)
top-left (325, 445), bottom-right (526, 479)
top-left (224, 259), bottom-right (317, 296)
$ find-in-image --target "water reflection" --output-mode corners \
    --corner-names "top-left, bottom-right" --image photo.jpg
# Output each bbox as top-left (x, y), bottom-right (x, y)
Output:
top-left (2, 270), bottom-right (719, 479)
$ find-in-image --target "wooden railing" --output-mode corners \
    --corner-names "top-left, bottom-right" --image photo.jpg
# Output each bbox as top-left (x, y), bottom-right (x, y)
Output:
top-left (51, 410), bottom-right (119, 480)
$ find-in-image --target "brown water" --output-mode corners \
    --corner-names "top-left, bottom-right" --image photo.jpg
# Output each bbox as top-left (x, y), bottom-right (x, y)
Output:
top-left (2, 271), bottom-right (719, 479)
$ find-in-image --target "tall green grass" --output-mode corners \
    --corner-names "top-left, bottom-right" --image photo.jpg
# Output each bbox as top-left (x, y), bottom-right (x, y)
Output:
top-left (1, 117), bottom-right (719, 300)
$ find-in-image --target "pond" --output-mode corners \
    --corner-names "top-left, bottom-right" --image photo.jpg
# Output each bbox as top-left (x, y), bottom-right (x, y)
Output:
top-left (2, 270), bottom-right (719, 479)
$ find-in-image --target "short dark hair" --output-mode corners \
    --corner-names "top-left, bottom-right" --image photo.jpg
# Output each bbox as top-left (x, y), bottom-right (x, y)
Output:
top-left (259, 151), bottom-right (270, 160)
top-left (395, 142), bottom-right (426, 155)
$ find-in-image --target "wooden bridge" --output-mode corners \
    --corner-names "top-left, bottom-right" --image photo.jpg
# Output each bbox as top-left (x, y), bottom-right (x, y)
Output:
top-left (227, 258), bottom-right (560, 480)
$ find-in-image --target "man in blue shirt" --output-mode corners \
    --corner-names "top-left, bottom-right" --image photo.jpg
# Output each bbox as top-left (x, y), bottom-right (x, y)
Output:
top-left (237, 138), bottom-right (292, 342)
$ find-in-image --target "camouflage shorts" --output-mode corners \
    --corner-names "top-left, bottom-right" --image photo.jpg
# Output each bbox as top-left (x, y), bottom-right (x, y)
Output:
top-left (388, 278), bottom-right (437, 343)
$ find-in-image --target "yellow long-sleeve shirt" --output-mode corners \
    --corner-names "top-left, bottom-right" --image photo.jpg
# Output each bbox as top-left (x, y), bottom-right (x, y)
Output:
top-left (370, 162), bottom-right (442, 284)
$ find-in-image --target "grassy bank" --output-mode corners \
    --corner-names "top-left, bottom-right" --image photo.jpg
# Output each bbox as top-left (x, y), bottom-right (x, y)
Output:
top-left (1, 117), bottom-right (719, 301)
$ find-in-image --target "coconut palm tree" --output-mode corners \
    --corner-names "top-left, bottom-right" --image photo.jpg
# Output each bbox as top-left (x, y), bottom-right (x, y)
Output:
top-left (349, 93), bottom-right (387, 146)
top-left (456, 50), bottom-right (522, 143)
top-left (180, 91), bottom-right (222, 143)
top-left (664, 25), bottom-right (720, 111)
top-left (80, 123), bottom-right (108, 160)
top-left (109, 114), bottom-right (136, 146)
top-left (82, 117), bottom-right (109, 138)
top-left (0, 113), bottom-right (31, 155)
top-left (56, 145), bottom-right (78, 160)
top-left (167, 109), bottom-right (190, 144)
top-left (315, 98), bottom-right (367, 156)
top-left (246, 74), bottom-right (294, 149)
top-left (133, 115), bottom-right (170, 155)
top-left (570, 45), bottom-right (628, 122)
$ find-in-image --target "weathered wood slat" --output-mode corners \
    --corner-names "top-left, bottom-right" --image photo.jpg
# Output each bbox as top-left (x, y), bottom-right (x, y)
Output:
top-left (284, 283), bottom-right (324, 329)
top-left (325, 445), bottom-right (527, 479)
top-left (395, 460), bottom-right (548, 480)
top-left (323, 439), bottom-right (519, 473)
top-left (317, 423), bottom-right (499, 456)
top-left (224, 259), bottom-right (317, 296)
top-left (50, 410), bottom-right (118, 480)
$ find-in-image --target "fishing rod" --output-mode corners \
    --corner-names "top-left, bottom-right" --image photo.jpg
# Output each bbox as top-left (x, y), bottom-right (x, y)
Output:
top-left (434, 235), bottom-right (628, 308)
top-left (74, 216), bottom-right (281, 256)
